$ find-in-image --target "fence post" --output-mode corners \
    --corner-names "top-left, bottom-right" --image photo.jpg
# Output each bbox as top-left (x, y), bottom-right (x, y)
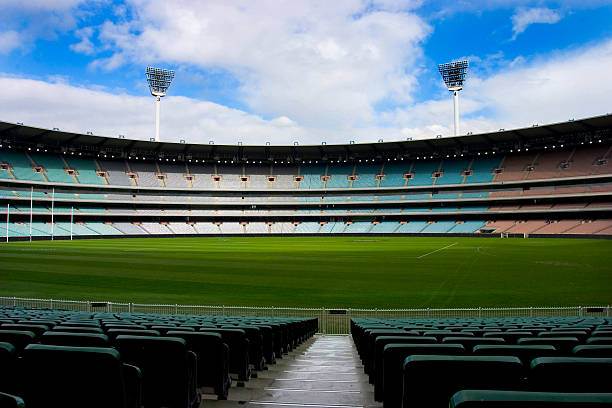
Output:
top-left (129, 302), bottom-right (133, 313)
top-left (607, 305), bottom-right (610, 317)
top-left (478, 307), bottom-right (482, 318)
top-left (50, 299), bottom-right (53, 309)
top-left (222, 305), bottom-right (225, 316)
top-left (579, 306), bottom-right (583, 317)
top-left (530, 307), bottom-right (533, 317)
top-left (175, 304), bottom-right (179, 314)
top-left (12, 297), bottom-right (16, 307)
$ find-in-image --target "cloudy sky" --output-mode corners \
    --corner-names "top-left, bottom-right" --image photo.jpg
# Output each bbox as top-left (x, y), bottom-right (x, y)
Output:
top-left (1, 0), bottom-right (612, 145)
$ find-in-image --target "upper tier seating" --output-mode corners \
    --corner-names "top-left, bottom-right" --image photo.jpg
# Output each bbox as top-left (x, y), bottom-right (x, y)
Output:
top-left (99, 160), bottom-right (132, 186)
top-left (29, 153), bottom-right (75, 183)
top-left (64, 157), bottom-right (106, 185)
top-left (0, 151), bottom-right (45, 182)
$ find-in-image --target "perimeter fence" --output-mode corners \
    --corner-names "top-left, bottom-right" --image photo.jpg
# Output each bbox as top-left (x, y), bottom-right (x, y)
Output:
top-left (1, 296), bottom-right (609, 334)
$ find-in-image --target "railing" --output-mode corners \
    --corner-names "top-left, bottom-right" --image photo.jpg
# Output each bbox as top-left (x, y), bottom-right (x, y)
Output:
top-left (1, 296), bottom-right (610, 334)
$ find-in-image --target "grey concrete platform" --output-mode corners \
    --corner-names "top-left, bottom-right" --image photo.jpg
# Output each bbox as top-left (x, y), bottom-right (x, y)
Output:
top-left (203, 335), bottom-right (380, 408)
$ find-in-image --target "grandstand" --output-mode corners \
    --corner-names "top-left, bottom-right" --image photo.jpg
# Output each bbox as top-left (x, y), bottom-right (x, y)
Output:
top-left (0, 115), bottom-right (611, 407)
top-left (0, 115), bottom-right (611, 239)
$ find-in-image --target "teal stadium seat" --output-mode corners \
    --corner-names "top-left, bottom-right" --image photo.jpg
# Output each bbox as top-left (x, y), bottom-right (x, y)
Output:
top-left (402, 355), bottom-right (524, 408)
top-left (450, 390), bottom-right (612, 408)
top-left (29, 153), bottom-right (75, 183)
top-left (0, 151), bottom-right (45, 182)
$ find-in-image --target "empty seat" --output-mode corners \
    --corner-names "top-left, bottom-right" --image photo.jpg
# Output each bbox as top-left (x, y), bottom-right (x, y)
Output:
top-left (106, 329), bottom-right (161, 342)
top-left (52, 325), bottom-right (104, 334)
top-left (530, 357), bottom-right (612, 392)
top-left (442, 336), bottom-right (505, 350)
top-left (0, 343), bottom-right (17, 395)
top-left (573, 345), bottom-right (612, 358)
top-left (472, 345), bottom-right (558, 365)
top-left (403, 355), bottom-right (524, 408)
top-left (0, 324), bottom-right (48, 338)
top-left (21, 344), bottom-right (141, 408)
top-left (115, 335), bottom-right (199, 408)
top-left (587, 337), bottom-right (612, 345)
top-left (40, 332), bottom-right (110, 347)
top-left (0, 331), bottom-right (35, 353)
top-left (372, 336), bottom-right (436, 385)
top-left (381, 344), bottom-right (465, 407)
top-left (450, 390), bottom-right (612, 407)
top-left (0, 392), bottom-right (25, 408)
top-left (518, 337), bottom-right (580, 354)
top-left (200, 328), bottom-right (250, 381)
top-left (167, 331), bottom-right (231, 399)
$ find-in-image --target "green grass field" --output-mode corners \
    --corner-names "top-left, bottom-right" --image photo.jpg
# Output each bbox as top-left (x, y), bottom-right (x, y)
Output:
top-left (0, 236), bottom-right (611, 308)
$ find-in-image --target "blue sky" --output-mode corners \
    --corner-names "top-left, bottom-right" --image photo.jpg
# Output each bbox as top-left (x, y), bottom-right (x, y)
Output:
top-left (1, 1), bottom-right (612, 145)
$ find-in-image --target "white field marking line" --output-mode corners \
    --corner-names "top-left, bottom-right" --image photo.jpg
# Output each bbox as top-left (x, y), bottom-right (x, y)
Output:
top-left (417, 242), bottom-right (458, 259)
top-left (263, 388), bottom-right (360, 394)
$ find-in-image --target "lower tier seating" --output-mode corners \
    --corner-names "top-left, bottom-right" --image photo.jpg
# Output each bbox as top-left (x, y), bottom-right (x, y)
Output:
top-left (0, 306), bottom-right (317, 407)
top-left (1, 219), bottom-right (611, 238)
top-left (352, 317), bottom-right (612, 408)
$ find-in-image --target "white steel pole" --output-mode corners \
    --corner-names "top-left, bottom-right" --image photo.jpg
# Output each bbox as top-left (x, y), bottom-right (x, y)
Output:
top-left (70, 206), bottom-right (73, 241)
top-left (6, 204), bottom-right (9, 243)
top-left (453, 90), bottom-right (460, 136)
top-left (29, 186), bottom-right (33, 242)
top-left (155, 95), bottom-right (161, 142)
top-left (51, 187), bottom-right (55, 241)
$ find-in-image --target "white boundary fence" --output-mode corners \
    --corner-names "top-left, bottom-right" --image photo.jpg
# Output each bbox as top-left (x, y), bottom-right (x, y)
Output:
top-left (1, 296), bottom-right (610, 334)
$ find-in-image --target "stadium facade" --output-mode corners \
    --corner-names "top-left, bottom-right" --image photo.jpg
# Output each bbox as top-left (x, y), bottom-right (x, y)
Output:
top-left (0, 114), bottom-right (611, 239)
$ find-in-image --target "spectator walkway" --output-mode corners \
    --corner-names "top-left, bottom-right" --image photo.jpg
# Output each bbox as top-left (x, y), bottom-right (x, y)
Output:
top-left (206, 335), bottom-right (379, 408)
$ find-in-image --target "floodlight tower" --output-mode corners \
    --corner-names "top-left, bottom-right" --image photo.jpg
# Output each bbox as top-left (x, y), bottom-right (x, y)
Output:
top-left (146, 66), bottom-right (175, 142)
top-left (438, 60), bottom-right (469, 136)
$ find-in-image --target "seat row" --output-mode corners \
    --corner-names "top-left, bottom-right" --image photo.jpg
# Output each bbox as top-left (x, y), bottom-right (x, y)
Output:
top-left (351, 317), bottom-right (612, 408)
top-left (0, 306), bottom-right (317, 408)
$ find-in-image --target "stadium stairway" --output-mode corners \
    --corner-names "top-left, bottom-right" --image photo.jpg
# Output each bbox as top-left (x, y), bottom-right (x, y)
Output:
top-left (206, 335), bottom-right (379, 408)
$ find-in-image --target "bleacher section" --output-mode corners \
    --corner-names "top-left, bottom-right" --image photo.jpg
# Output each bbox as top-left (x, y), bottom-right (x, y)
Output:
top-left (0, 140), bottom-right (611, 238)
top-left (352, 316), bottom-right (612, 408)
top-left (0, 305), bottom-right (317, 406)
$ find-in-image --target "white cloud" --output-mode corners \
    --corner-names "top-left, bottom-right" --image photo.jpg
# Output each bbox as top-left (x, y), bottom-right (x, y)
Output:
top-left (511, 7), bottom-right (562, 40)
top-left (0, 31), bottom-right (20, 54)
top-left (81, 1), bottom-right (430, 129)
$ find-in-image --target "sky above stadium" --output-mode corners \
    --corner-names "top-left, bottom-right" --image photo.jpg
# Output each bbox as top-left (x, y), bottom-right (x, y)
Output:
top-left (1, 0), bottom-right (612, 145)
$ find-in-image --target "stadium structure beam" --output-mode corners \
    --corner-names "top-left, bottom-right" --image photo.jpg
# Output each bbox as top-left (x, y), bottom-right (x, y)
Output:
top-left (146, 67), bottom-right (175, 143)
top-left (438, 60), bottom-right (469, 136)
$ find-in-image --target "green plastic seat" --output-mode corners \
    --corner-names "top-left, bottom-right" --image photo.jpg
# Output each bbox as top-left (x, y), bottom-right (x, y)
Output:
top-left (200, 328), bottom-right (250, 381)
top-left (40, 331), bottom-right (110, 347)
top-left (21, 344), bottom-right (141, 408)
top-left (573, 345), bottom-right (612, 358)
top-left (472, 345), bottom-right (557, 365)
top-left (0, 331), bottom-right (36, 353)
top-left (167, 331), bottom-right (231, 399)
top-left (0, 392), bottom-right (25, 408)
top-left (381, 344), bottom-right (466, 408)
top-left (115, 335), bottom-right (198, 408)
top-left (450, 390), bottom-right (612, 407)
top-left (530, 357), bottom-right (612, 392)
top-left (402, 355), bottom-right (524, 408)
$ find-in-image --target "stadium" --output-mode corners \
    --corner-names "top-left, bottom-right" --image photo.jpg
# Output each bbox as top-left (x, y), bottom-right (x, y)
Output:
top-left (1, 2), bottom-right (612, 408)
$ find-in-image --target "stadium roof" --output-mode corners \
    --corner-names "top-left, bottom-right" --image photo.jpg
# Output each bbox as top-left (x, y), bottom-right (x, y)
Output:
top-left (0, 114), bottom-right (611, 162)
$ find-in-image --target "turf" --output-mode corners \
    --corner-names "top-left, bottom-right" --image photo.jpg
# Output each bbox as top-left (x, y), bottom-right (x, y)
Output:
top-left (0, 236), bottom-right (611, 308)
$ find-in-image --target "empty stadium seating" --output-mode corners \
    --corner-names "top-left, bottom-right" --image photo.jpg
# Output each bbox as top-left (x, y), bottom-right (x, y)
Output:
top-left (0, 305), bottom-right (317, 407)
top-left (352, 316), bottom-right (612, 408)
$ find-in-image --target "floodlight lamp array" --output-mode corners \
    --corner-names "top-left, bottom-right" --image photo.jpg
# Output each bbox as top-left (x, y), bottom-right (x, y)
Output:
top-left (438, 60), bottom-right (469, 90)
top-left (146, 66), bottom-right (175, 96)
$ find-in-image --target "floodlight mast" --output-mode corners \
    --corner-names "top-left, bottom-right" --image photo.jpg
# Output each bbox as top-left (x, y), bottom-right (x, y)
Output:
top-left (146, 67), bottom-right (175, 142)
top-left (438, 60), bottom-right (469, 136)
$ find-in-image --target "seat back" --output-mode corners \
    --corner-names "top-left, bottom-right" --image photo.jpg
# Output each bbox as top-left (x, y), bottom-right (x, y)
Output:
top-left (0, 330), bottom-right (36, 353)
top-left (403, 355), bottom-right (524, 408)
top-left (573, 345), bottom-right (612, 358)
top-left (41, 332), bottom-right (110, 347)
top-left (529, 357), bottom-right (612, 392)
top-left (381, 343), bottom-right (465, 408)
top-left (0, 392), bottom-right (25, 408)
top-left (472, 345), bottom-right (557, 365)
top-left (21, 344), bottom-right (128, 408)
top-left (450, 390), bottom-right (612, 407)
top-left (115, 335), bottom-right (196, 408)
